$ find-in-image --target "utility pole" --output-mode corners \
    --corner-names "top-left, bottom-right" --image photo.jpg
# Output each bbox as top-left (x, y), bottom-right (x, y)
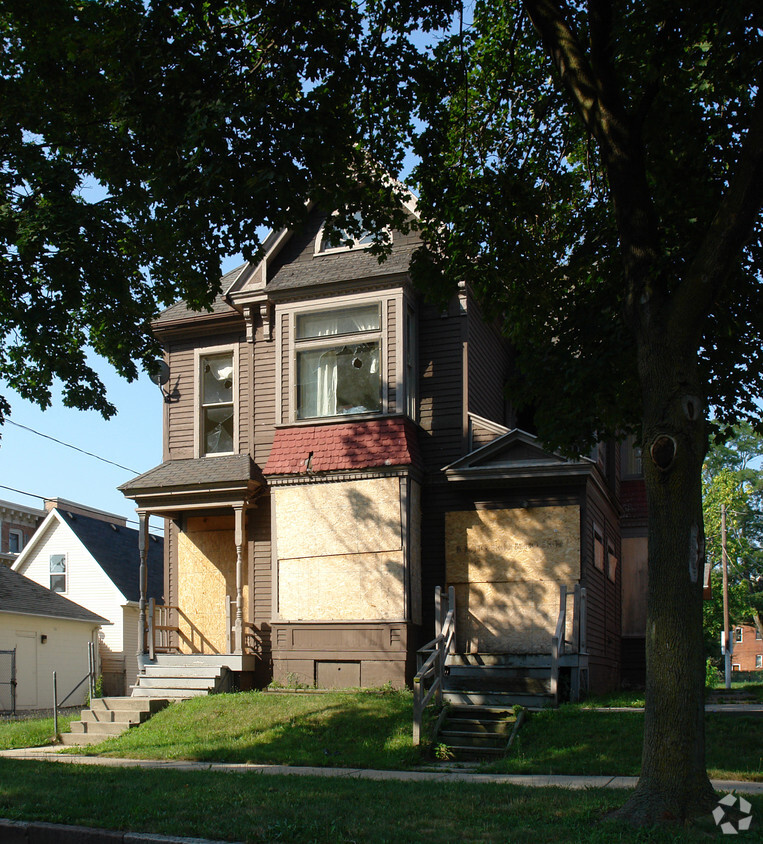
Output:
top-left (722, 503), bottom-right (732, 689)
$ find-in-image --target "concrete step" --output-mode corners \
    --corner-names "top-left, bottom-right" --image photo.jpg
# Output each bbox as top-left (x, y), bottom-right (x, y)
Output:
top-left (134, 676), bottom-right (217, 690)
top-left (152, 654), bottom-right (231, 668)
top-left (131, 686), bottom-right (210, 698)
top-left (59, 732), bottom-right (110, 747)
top-left (141, 665), bottom-right (226, 679)
top-left (69, 720), bottom-right (128, 736)
top-left (439, 729), bottom-right (507, 748)
top-left (81, 709), bottom-right (147, 725)
top-left (90, 697), bottom-right (169, 714)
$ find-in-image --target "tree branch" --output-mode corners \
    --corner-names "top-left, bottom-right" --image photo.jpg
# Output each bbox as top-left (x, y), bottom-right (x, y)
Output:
top-left (671, 89), bottom-right (763, 344)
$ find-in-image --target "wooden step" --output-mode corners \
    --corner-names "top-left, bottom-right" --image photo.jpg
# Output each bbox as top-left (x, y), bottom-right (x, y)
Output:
top-left (444, 690), bottom-right (554, 708)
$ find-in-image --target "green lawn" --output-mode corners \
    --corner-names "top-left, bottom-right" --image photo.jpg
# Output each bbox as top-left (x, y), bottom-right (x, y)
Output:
top-left (482, 707), bottom-right (763, 781)
top-left (2, 691), bottom-right (763, 841)
top-left (1, 759), bottom-right (761, 843)
top-left (64, 689), bottom-right (423, 769)
top-left (0, 714), bottom-right (74, 750)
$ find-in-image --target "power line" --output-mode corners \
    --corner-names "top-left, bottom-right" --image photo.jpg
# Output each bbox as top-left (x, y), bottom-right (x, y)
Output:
top-left (5, 419), bottom-right (140, 474)
top-left (0, 483), bottom-right (163, 536)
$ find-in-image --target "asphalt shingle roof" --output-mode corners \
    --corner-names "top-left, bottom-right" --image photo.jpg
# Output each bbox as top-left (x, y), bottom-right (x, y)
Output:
top-left (119, 455), bottom-right (255, 494)
top-left (56, 510), bottom-right (163, 603)
top-left (264, 418), bottom-right (422, 476)
top-left (0, 563), bottom-right (108, 624)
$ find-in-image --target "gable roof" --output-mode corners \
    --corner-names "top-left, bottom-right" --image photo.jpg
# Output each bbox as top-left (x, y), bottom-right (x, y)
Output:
top-left (14, 509), bottom-right (163, 604)
top-left (0, 564), bottom-right (108, 625)
top-left (443, 428), bottom-right (593, 482)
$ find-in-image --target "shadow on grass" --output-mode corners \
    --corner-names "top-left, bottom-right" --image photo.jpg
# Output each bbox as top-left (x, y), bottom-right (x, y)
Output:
top-left (72, 691), bottom-right (423, 769)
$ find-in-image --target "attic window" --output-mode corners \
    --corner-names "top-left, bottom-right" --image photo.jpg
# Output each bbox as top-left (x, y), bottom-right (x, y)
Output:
top-left (315, 211), bottom-right (378, 254)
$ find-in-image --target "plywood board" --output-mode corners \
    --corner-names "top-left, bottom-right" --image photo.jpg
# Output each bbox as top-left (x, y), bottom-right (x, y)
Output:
top-left (445, 506), bottom-right (580, 654)
top-left (279, 551), bottom-right (405, 621)
top-left (446, 506), bottom-right (580, 584)
top-left (178, 528), bottom-right (248, 654)
top-left (274, 477), bottom-right (402, 560)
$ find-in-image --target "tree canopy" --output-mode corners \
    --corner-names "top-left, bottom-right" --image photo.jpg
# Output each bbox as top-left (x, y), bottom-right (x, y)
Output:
top-left (2, 0), bottom-right (763, 826)
top-left (0, 0), bottom-right (441, 420)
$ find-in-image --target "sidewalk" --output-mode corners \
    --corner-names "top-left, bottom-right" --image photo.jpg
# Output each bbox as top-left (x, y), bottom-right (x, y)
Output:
top-left (2, 745), bottom-right (762, 795)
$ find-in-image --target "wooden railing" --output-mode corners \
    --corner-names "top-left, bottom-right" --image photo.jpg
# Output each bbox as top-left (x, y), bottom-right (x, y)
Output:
top-left (550, 583), bottom-right (588, 704)
top-left (147, 599), bottom-right (219, 658)
top-left (412, 585), bottom-right (456, 746)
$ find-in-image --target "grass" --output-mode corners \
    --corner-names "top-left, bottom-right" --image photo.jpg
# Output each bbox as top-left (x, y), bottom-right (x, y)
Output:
top-left (0, 714), bottom-right (75, 750)
top-left (1, 759), bottom-right (761, 843)
top-left (482, 707), bottom-right (763, 781)
top-left (65, 689), bottom-right (426, 769)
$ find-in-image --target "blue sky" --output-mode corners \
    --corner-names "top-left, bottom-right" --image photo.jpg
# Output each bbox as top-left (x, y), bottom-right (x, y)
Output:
top-left (0, 255), bottom-right (245, 529)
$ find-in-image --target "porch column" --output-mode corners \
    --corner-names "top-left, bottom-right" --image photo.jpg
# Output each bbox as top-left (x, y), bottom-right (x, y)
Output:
top-left (233, 504), bottom-right (244, 655)
top-left (137, 510), bottom-right (149, 664)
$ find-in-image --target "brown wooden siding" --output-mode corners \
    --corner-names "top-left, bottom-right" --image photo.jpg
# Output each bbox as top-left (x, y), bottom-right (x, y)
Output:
top-left (166, 340), bottom-right (196, 459)
top-left (280, 312), bottom-right (290, 424)
top-left (253, 324), bottom-right (277, 467)
top-left (387, 298), bottom-right (397, 412)
top-left (164, 331), bottom-right (248, 459)
top-left (467, 291), bottom-right (509, 425)
top-left (418, 302), bottom-right (465, 470)
top-left (249, 499), bottom-right (273, 685)
top-left (580, 477), bottom-right (622, 693)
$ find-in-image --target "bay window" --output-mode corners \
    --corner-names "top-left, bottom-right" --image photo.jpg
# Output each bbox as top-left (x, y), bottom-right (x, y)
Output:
top-left (295, 304), bottom-right (382, 420)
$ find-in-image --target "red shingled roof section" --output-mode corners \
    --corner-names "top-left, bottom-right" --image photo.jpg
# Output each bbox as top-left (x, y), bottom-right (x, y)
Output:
top-left (264, 418), bottom-right (422, 476)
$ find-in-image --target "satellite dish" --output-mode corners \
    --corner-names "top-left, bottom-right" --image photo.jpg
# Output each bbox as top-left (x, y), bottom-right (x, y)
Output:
top-left (149, 360), bottom-right (170, 387)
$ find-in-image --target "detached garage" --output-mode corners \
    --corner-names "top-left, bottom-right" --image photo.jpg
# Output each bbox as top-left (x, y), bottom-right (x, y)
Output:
top-left (0, 564), bottom-right (107, 712)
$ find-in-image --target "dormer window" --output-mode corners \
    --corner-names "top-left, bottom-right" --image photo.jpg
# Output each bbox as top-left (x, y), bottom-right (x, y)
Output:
top-left (315, 211), bottom-right (381, 254)
top-left (200, 351), bottom-right (235, 455)
top-left (295, 304), bottom-right (382, 420)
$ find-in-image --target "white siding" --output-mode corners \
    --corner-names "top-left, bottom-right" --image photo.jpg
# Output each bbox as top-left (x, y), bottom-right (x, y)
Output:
top-left (14, 517), bottom-right (125, 657)
top-left (0, 611), bottom-right (100, 710)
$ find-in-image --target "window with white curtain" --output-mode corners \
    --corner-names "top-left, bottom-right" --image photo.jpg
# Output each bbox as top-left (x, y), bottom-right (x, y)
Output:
top-left (295, 304), bottom-right (382, 420)
top-left (200, 352), bottom-right (235, 454)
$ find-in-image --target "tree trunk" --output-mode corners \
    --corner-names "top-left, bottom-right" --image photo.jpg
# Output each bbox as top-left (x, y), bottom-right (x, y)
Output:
top-left (615, 333), bottom-right (717, 824)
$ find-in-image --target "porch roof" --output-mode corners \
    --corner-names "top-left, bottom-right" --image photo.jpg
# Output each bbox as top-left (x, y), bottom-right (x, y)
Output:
top-left (119, 455), bottom-right (261, 512)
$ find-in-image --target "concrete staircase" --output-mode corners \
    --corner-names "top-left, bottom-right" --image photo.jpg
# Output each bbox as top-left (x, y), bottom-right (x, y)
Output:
top-left (131, 654), bottom-right (234, 700)
top-left (60, 697), bottom-right (170, 746)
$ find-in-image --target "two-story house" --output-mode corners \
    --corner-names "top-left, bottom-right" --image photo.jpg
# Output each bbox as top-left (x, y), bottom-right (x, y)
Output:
top-left (120, 208), bottom-right (644, 697)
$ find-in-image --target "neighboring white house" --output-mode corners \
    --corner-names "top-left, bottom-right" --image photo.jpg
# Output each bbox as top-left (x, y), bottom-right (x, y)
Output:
top-left (0, 563), bottom-right (107, 711)
top-left (12, 501), bottom-right (163, 696)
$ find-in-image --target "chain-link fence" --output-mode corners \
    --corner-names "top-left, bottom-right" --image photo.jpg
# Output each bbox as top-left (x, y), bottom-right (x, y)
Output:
top-left (0, 649), bottom-right (16, 715)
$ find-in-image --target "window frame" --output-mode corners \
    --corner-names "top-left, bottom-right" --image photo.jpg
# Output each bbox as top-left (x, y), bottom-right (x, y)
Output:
top-left (293, 302), bottom-right (384, 421)
top-left (49, 553), bottom-right (67, 593)
top-left (756, 654), bottom-right (762, 668)
top-left (195, 345), bottom-right (239, 458)
top-left (8, 529), bottom-right (23, 555)
top-left (314, 211), bottom-right (391, 256)
top-left (734, 627), bottom-right (743, 643)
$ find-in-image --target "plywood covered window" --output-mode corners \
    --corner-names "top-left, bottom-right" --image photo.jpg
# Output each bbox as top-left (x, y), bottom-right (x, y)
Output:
top-left (200, 352), bottom-right (235, 455)
top-left (593, 523), bottom-right (605, 572)
top-left (295, 304), bottom-right (382, 420)
top-left (50, 553), bottom-right (67, 593)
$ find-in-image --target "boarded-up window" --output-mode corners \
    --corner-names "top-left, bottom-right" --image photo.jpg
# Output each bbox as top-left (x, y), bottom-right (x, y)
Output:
top-left (607, 543), bottom-right (618, 582)
top-left (593, 524), bottom-right (605, 572)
